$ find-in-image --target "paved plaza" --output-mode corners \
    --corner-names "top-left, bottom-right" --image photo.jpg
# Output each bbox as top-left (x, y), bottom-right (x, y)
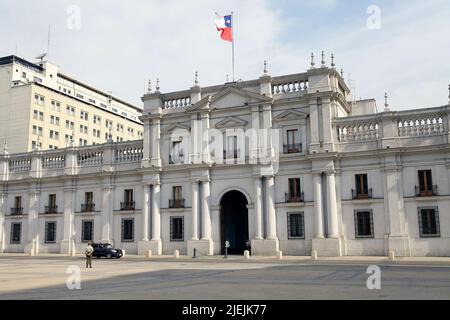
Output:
top-left (0, 254), bottom-right (449, 300)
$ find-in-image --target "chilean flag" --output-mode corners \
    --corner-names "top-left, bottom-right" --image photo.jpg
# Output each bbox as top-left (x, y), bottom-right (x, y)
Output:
top-left (215, 14), bottom-right (233, 42)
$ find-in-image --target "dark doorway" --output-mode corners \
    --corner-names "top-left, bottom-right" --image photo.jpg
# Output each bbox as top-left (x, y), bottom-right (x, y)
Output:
top-left (220, 190), bottom-right (249, 254)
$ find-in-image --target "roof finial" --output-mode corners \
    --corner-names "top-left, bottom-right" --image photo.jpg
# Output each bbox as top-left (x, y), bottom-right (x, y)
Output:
top-left (340, 69), bottom-right (344, 78)
top-left (147, 80), bottom-right (152, 93)
top-left (384, 92), bottom-right (390, 111)
top-left (321, 51), bottom-right (326, 67)
top-left (107, 125), bottom-right (113, 143)
top-left (194, 71), bottom-right (199, 86)
top-left (448, 84), bottom-right (450, 104)
top-left (310, 52), bottom-right (315, 69)
top-left (3, 140), bottom-right (8, 155)
top-left (156, 78), bottom-right (160, 92)
top-left (263, 60), bottom-right (268, 74)
top-left (331, 53), bottom-right (335, 68)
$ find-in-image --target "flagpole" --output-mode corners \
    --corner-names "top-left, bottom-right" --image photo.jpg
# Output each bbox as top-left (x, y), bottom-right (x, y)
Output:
top-left (231, 11), bottom-right (235, 82)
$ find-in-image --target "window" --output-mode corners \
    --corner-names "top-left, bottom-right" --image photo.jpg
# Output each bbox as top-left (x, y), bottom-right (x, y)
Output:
top-left (354, 174), bottom-right (370, 199)
top-left (116, 137), bottom-right (123, 142)
top-left (112, 107), bottom-right (118, 113)
top-left (93, 129), bottom-right (100, 138)
top-left (45, 222), bottom-right (57, 243)
top-left (48, 194), bottom-right (57, 208)
top-left (170, 186), bottom-right (184, 208)
top-left (285, 129), bottom-right (300, 153)
top-left (49, 130), bottom-right (59, 140)
top-left (10, 223), bottom-right (22, 244)
top-left (65, 120), bottom-right (74, 130)
top-left (100, 103), bottom-right (107, 109)
top-left (121, 219), bottom-right (134, 242)
top-left (170, 141), bottom-right (183, 164)
top-left (286, 178), bottom-right (302, 202)
top-left (121, 189), bottom-right (134, 210)
top-left (66, 106), bottom-right (75, 116)
top-left (80, 125), bottom-right (88, 134)
top-left (170, 217), bottom-right (184, 241)
top-left (79, 139), bottom-right (87, 146)
top-left (226, 136), bottom-right (238, 158)
top-left (34, 94), bottom-right (45, 105)
top-left (354, 210), bottom-right (374, 238)
top-left (50, 115), bottom-right (60, 125)
top-left (93, 115), bottom-right (101, 124)
top-left (80, 110), bottom-right (88, 121)
top-left (33, 77), bottom-right (42, 83)
top-left (32, 125), bottom-right (43, 136)
top-left (117, 123), bottom-right (124, 133)
top-left (82, 192), bottom-right (95, 212)
top-left (89, 98), bottom-right (96, 104)
top-left (12, 196), bottom-right (22, 215)
top-left (287, 212), bottom-right (305, 239)
top-left (33, 110), bottom-right (44, 121)
top-left (417, 170), bottom-right (435, 196)
top-left (81, 220), bottom-right (94, 242)
top-left (418, 207), bottom-right (440, 237)
top-left (128, 128), bottom-right (134, 136)
top-left (22, 72), bottom-right (27, 78)
top-left (76, 93), bottom-right (84, 99)
top-left (105, 120), bottom-right (113, 129)
top-left (51, 100), bottom-right (61, 112)
top-left (65, 134), bottom-right (73, 144)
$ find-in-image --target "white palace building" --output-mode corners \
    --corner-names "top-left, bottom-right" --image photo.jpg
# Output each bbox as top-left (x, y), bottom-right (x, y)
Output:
top-left (1, 57), bottom-right (450, 257)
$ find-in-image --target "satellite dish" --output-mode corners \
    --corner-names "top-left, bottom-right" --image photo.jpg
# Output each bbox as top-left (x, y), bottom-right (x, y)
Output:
top-left (35, 53), bottom-right (47, 61)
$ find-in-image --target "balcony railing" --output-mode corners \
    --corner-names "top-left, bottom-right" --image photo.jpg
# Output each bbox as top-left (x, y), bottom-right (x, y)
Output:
top-left (169, 199), bottom-right (185, 208)
top-left (285, 192), bottom-right (304, 203)
top-left (223, 149), bottom-right (239, 159)
top-left (415, 185), bottom-right (438, 197)
top-left (81, 203), bottom-right (95, 212)
top-left (10, 207), bottom-right (23, 215)
top-left (45, 205), bottom-right (58, 214)
top-left (169, 153), bottom-right (184, 164)
top-left (351, 188), bottom-right (373, 200)
top-left (283, 143), bottom-right (302, 154)
top-left (121, 201), bottom-right (135, 211)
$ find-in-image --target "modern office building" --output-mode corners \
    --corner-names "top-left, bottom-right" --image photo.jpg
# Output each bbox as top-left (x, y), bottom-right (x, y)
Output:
top-left (0, 55), bottom-right (143, 154)
top-left (1, 57), bottom-right (449, 257)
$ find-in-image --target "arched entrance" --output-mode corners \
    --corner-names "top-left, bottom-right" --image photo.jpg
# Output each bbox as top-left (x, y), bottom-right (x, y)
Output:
top-left (220, 190), bottom-right (249, 254)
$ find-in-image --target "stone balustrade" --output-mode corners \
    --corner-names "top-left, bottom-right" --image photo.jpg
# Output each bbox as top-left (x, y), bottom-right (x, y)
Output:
top-left (337, 122), bottom-right (380, 142)
top-left (42, 152), bottom-right (65, 169)
top-left (77, 148), bottom-right (104, 167)
top-left (8, 155), bottom-right (31, 173)
top-left (163, 96), bottom-right (191, 109)
top-left (115, 142), bottom-right (144, 163)
top-left (397, 114), bottom-right (444, 137)
top-left (271, 74), bottom-right (309, 95)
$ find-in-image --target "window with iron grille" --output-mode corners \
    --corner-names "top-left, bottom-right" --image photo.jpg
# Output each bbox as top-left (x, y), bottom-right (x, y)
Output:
top-left (170, 217), bottom-right (184, 241)
top-left (355, 174), bottom-right (369, 198)
top-left (121, 219), bottom-right (134, 242)
top-left (354, 210), bottom-right (374, 238)
top-left (81, 220), bottom-right (94, 242)
top-left (10, 223), bottom-right (21, 244)
top-left (45, 222), bottom-right (57, 243)
top-left (418, 207), bottom-right (440, 237)
top-left (287, 212), bottom-right (305, 239)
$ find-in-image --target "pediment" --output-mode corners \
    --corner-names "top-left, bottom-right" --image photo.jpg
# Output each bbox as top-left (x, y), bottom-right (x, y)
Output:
top-left (273, 109), bottom-right (309, 122)
top-left (215, 116), bottom-right (248, 129)
top-left (186, 96), bottom-right (211, 112)
top-left (161, 123), bottom-right (191, 134)
top-left (211, 87), bottom-right (272, 109)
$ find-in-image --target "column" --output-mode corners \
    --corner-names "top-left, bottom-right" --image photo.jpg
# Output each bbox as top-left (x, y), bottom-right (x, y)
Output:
top-left (151, 117), bottom-right (162, 167)
top-left (101, 185), bottom-right (113, 243)
top-left (313, 174), bottom-right (324, 238)
top-left (191, 181), bottom-right (199, 240)
top-left (250, 106), bottom-right (260, 162)
top-left (253, 177), bottom-right (263, 240)
top-left (141, 184), bottom-right (150, 241)
top-left (326, 173), bottom-right (339, 238)
top-left (265, 176), bottom-right (277, 240)
top-left (201, 113), bottom-right (210, 163)
top-left (151, 183), bottom-right (161, 241)
top-left (201, 180), bottom-right (211, 240)
top-left (61, 187), bottom-right (76, 254)
top-left (26, 190), bottom-right (40, 254)
top-left (0, 193), bottom-right (6, 252)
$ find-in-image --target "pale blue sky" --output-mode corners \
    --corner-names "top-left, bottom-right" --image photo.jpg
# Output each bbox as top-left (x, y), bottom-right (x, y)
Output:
top-left (0, 0), bottom-right (449, 110)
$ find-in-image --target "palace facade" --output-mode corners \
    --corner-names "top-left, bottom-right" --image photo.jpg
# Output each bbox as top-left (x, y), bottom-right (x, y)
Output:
top-left (1, 61), bottom-right (450, 257)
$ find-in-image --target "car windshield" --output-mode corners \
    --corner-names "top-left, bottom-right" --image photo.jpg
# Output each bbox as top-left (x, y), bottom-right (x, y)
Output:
top-left (104, 244), bottom-right (112, 249)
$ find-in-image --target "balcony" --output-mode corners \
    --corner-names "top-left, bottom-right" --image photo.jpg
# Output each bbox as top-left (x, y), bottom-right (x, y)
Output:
top-left (121, 201), bottom-right (135, 211)
top-left (169, 199), bottom-right (185, 209)
top-left (169, 153), bottom-right (184, 165)
top-left (223, 149), bottom-right (239, 159)
top-left (81, 203), bottom-right (95, 213)
top-left (285, 192), bottom-right (304, 203)
top-left (45, 205), bottom-right (58, 214)
top-left (351, 189), bottom-right (373, 200)
top-left (283, 143), bottom-right (302, 154)
top-left (10, 207), bottom-right (23, 215)
top-left (415, 185), bottom-right (438, 197)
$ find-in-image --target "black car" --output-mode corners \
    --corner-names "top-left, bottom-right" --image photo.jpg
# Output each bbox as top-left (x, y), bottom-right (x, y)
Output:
top-left (92, 243), bottom-right (123, 259)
